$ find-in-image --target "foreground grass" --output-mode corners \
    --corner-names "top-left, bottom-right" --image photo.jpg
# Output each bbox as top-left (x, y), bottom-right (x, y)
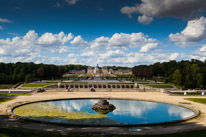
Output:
top-left (22, 83), bottom-right (51, 87)
top-left (1, 128), bottom-right (206, 137)
top-left (185, 98), bottom-right (206, 105)
top-left (146, 84), bottom-right (174, 88)
top-left (0, 97), bottom-right (15, 103)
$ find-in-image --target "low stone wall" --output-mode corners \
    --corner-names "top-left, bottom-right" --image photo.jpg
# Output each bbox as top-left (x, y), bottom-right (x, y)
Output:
top-left (46, 83), bottom-right (142, 92)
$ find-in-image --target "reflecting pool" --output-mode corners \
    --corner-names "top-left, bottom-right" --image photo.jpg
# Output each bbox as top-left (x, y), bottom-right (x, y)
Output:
top-left (13, 99), bottom-right (195, 126)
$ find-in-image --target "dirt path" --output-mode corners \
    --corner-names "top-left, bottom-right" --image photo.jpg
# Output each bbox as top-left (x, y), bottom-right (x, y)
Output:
top-left (0, 91), bottom-right (206, 135)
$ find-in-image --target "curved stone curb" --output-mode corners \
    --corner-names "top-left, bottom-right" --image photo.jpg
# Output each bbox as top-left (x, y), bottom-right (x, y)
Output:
top-left (9, 97), bottom-right (200, 127)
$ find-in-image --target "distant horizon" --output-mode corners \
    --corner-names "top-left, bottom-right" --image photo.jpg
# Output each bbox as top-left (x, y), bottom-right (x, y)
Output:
top-left (1, 0), bottom-right (206, 66)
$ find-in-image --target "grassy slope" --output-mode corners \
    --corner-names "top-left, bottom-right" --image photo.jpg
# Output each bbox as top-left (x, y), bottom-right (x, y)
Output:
top-left (0, 84), bottom-right (15, 89)
top-left (146, 84), bottom-right (174, 88)
top-left (22, 83), bottom-right (51, 87)
top-left (185, 98), bottom-right (206, 104)
top-left (0, 97), bottom-right (15, 103)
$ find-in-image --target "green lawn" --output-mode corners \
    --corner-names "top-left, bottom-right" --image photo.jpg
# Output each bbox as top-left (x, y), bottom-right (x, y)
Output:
top-left (1, 128), bottom-right (206, 137)
top-left (0, 84), bottom-right (15, 89)
top-left (0, 93), bottom-right (31, 96)
top-left (185, 98), bottom-right (206, 104)
top-left (196, 90), bottom-right (206, 93)
top-left (174, 95), bottom-right (206, 96)
top-left (42, 80), bottom-right (60, 83)
top-left (22, 83), bottom-right (52, 88)
top-left (0, 97), bottom-right (15, 103)
top-left (146, 84), bottom-right (174, 88)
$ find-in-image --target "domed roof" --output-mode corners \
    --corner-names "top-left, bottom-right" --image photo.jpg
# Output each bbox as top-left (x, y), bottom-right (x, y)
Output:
top-left (96, 64), bottom-right (101, 69)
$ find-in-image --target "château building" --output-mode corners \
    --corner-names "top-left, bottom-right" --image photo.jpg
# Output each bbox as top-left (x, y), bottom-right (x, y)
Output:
top-left (87, 64), bottom-right (132, 75)
top-left (87, 64), bottom-right (108, 74)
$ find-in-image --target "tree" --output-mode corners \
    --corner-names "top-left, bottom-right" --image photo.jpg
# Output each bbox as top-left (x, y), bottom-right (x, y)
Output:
top-left (172, 69), bottom-right (182, 86)
top-left (0, 73), bottom-right (9, 84)
top-left (184, 74), bottom-right (193, 89)
top-left (25, 74), bottom-right (33, 83)
top-left (197, 73), bottom-right (204, 88)
top-left (190, 64), bottom-right (199, 88)
top-left (58, 66), bottom-right (64, 77)
top-left (37, 65), bottom-right (45, 78)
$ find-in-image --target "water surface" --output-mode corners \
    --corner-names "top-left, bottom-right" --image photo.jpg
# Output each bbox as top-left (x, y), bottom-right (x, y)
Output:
top-left (13, 99), bottom-right (195, 126)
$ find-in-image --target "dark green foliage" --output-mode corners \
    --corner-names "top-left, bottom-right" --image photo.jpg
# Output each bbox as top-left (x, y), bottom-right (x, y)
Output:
top-left (0, 84), bottom-right (14, 89)
top-left (107, 66), bottom-right (132, 70)
top-left (0, 62), bottom-right (87, 84)
top-left (132, 59), bottom-right (206, 89)
top-left (172, 69), bottom-right (182, 85)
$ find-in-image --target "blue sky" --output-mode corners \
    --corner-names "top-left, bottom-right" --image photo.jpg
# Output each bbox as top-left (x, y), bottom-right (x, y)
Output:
top-left (0, 0), bottom-right (206, 66)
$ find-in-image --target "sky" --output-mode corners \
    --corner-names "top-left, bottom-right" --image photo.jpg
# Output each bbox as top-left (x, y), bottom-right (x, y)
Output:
top-left (0, 0), bottom-right (206, 66)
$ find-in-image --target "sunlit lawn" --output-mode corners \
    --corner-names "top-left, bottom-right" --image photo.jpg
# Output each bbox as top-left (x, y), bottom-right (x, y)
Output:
top-left (0, 97), bottom-right (15, 103)
top-left (185, 98), bottom-right (206, 105)
top-left (146, 84), bottom-right (174, 88)
top-left (22, 83), bottom-right (52, 87)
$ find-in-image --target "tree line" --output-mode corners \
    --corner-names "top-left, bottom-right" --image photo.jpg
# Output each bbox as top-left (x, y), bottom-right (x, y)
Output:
top-left (0, 62), bottom-right (87, 84)
top-left (132, 59), bottom-right (206, 89)
top-left (1, 60), bottom-right (206, 89)
top-left (107, 66), bottom-right (132, 70)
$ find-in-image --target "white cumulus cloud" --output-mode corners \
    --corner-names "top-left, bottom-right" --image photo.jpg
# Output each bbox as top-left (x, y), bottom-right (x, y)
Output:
top-left (38, 31), bottom-right (73, 46)
top-left (139, 43), bottom-right (158, 52)
top-left (0, 30), bottom-right (202, 66)
top-left (169, 17), bottom-right (206, 44)
top-left (100, 50), bottom-right (125, 59)
top-left (70, 35), bottom-right (87, 46)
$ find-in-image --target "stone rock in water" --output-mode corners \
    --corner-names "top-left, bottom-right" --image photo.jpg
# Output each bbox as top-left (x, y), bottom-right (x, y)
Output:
top-left (92, 99), bottom-right (116, 114)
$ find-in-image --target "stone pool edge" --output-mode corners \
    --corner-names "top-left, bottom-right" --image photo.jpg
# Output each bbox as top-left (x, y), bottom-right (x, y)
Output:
top-left (8, 97), bottom-right (200, 127)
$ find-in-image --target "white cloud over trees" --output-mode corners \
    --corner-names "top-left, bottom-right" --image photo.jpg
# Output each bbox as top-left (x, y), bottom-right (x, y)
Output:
top-left (169, 17), bottom-right (206, 45)
top-left (0, 30), bottom-right (202, 66)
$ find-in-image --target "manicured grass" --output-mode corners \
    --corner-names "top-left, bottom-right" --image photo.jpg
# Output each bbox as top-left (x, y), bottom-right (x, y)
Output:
top-left (146, 84), bottom-right (174, 88)
top-left (173, 95), bottom-right (206, 96)
top-left (0, 93), bottom-right (31, 96)
top-left (22, 83), bottom-right (51, 87)
top-left (196, 90), bottom-right (206, 93)
top-left (1, 128), bottom-right (206, 137)
top-left (185, 98), bottom-right (206, 105)
top-left (0, 97), bottom-right (15, 103)
top-left (0, 91), bottom-right (31, 96)
top-left (0, 84), bottom-right (15, 89)
top-left (42, 80), bottom-right (61, 82)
